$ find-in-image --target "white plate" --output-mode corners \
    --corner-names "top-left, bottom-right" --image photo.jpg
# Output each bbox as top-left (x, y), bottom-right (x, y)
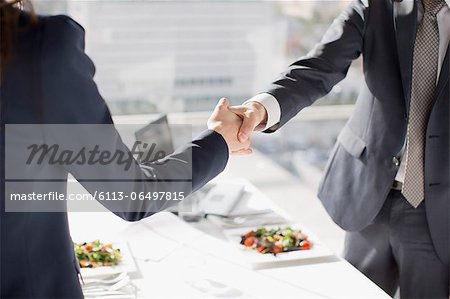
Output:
top-left (78, 242), bottom-right (137, 279)
top-left (224, 223), bottom-right (334, 268)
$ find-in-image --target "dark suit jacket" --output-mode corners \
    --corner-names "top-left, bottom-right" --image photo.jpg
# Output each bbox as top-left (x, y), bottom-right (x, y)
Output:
top-left (263, 0), bottom-right (449, 265)
top-left (0, 14), bottom-right (229, 298)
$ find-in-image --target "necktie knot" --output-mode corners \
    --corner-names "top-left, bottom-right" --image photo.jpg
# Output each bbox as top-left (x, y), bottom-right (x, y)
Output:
top-left (423, 0), bottom-right (446, 16)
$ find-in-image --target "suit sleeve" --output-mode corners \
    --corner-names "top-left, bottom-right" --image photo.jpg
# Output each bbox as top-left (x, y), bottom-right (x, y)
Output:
top-left (40, 15), bottom-right (229, 221)
top-left (263, 0), bottom-right (366, 132)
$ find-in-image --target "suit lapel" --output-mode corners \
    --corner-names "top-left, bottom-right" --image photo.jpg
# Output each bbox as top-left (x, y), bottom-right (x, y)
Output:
top-left (435, 45), bottom-right (449, 100)
top-left (394, 0), bottom-right (418, 115)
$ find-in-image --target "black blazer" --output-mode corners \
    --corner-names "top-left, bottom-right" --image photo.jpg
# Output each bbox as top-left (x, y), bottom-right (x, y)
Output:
top-left (0, 14), bottom-right (228, 298)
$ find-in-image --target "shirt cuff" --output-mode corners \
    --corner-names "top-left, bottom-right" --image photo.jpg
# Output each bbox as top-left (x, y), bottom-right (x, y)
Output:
top-left (244, 93), bottom-right (281, 132)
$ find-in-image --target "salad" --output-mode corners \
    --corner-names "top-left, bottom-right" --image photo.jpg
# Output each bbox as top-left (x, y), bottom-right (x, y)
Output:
top-left (240, 226), bottom-right (311, 255)
top-left (74, 240), bottom-right (121, 268)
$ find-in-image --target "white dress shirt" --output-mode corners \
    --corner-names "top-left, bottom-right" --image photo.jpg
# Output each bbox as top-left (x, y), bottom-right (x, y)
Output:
top-left (249, 1), bottom-right (450, 183)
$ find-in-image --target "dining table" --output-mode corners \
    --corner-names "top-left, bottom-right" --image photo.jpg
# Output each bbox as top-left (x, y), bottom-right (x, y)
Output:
top-left (68, 149), bottom-right (391, 299)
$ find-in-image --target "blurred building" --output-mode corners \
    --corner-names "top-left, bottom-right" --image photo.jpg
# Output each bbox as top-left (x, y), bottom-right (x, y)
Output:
top-left (33, 0), bottom-right (362, 176)
top-left (61, 1), bottom-right (287, 114)
top-left (34, 0), bottom-right (360, 114)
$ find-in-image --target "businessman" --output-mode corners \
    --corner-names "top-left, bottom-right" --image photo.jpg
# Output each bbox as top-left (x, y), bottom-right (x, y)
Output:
top-left (229, 0), bottom-right (449, 298)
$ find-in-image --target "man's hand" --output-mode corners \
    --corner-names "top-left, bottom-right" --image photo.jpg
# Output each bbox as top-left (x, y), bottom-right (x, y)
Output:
top-left (228, 101), bottom-right (268, 143)
top-left (207, 98), bottom-right (252, 155)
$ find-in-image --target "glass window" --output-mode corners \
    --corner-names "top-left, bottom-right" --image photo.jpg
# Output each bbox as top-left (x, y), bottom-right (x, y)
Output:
top-left (34, 0), bottom-right (361, 115)
top-left (34, 0), bottom-right (361, 180)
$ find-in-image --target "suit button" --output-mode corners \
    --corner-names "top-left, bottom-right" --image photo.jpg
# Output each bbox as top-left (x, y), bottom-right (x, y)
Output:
top-left (392, 157), bottom-right (400, 166)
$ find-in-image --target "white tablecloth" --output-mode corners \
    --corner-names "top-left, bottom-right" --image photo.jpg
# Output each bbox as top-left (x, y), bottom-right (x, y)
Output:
top-left (69, 209), bottom-right (389, 299)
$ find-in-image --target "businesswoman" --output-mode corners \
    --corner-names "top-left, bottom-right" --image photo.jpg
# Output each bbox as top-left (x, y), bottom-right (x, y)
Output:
top-left (0, 1), bottom-right (249, 297)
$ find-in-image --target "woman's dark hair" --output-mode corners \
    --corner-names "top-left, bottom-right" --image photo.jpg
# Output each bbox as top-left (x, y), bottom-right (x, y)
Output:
top-left (0, 0), bottom-right (36, 78)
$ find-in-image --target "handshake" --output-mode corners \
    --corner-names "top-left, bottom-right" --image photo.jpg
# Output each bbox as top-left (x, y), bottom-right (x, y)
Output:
top-left (207, 98), bottom-right (268, 155)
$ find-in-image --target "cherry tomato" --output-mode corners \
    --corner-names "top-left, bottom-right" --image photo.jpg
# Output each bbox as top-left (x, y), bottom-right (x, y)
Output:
top-left (243, 230), bottom-right (254, 238)
top-left (256, 246), bottom-right (266, 253)
top-left (243, 237), bottom-right (256, 247)
top-left (85, 244), bottom-right (93, 251)
top-left (300, 240), bottom-right (311, 250)
top-left (271, 245), bottom-right (283, 254)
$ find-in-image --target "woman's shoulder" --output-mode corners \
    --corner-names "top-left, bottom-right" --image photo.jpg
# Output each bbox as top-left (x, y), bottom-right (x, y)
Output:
top-left (39, 14), bottom-right (85, 41)
top-left (42, 14), bottom-right (84, 31)
top-left (37, 14), bottom-right (89, 66)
